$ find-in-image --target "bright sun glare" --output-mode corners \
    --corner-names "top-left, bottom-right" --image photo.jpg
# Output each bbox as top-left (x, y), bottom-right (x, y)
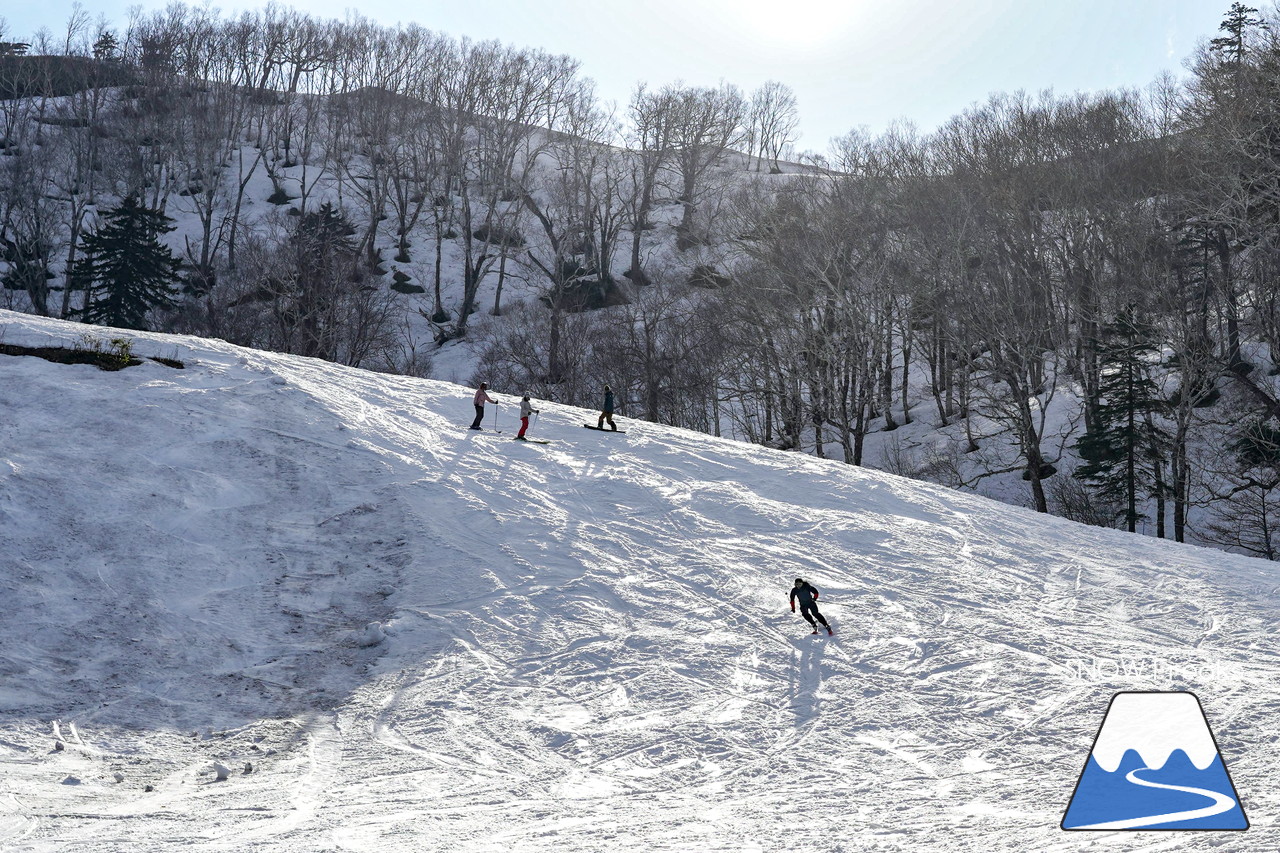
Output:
top-left (722, 0), bottom-right (862, 49)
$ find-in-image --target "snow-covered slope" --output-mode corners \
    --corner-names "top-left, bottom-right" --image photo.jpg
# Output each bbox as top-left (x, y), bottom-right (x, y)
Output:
top-left (1, 309), bottom-right (1277, 851)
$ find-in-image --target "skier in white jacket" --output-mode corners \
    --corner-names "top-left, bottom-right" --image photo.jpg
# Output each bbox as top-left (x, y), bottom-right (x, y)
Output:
top-left (516, 394), bottom-right (540, 440)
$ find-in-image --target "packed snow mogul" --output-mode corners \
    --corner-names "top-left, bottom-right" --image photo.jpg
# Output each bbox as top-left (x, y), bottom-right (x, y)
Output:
top-left (470, 382), bottom-right (499, 430)
top-left (597, 384), bottom-right (617, 431)
top-left (515, 394), bottom-right (540, 440)
top-left (790, 577), bottom-right (833, 635)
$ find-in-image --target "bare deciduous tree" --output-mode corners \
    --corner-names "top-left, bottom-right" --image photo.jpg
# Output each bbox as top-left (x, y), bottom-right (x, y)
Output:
top-left (748, 80), bottom-right (799, 174)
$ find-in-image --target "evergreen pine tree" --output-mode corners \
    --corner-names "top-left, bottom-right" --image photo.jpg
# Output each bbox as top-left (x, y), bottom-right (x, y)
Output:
top-left (92, 32), bottom-right (120, 62)
top-left (78, 196), bottom-right (182, 330)
top-left (1210, 3), bottom-right (1266, 66)
top-left (1074, 308), bottom-right (1170, 532)
top-left (1, 237), bottom-right (53, 316)
top-left (1233, 419), bottom-right (1280, 470)
top-left (285, 202), bottom-right (362, 360)
top-left (1204, 419), bottom-right (1280, 560)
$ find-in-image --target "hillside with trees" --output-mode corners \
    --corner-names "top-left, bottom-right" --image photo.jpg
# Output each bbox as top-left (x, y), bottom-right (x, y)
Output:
top-left (3, 2), bottom-right (1280, 558)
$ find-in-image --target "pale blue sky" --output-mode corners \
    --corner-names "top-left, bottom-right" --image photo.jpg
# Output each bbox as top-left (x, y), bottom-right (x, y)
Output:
top-left (2, 1), bottom-right (1234, 150)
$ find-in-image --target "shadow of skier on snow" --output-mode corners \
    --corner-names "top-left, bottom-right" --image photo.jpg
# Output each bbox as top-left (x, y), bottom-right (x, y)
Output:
top-left (786, 634), bottom-right (829, 727)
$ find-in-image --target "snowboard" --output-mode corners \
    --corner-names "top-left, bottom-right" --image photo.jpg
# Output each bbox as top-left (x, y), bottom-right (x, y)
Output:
top-left (514, 438), bottom-right (551, 444)
top-left (584, 424), bottom-right (626, 433)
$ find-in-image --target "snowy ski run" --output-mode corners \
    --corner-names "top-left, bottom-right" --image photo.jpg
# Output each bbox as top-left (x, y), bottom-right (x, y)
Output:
top-left (1, 310), bottom-right (1278, 852)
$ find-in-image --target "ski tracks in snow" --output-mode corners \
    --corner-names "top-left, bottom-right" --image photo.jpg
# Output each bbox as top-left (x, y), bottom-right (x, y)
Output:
top-left (0, 791), bottom-right (38, 847)
top-left (6, 313), bottom-right (1280, 851)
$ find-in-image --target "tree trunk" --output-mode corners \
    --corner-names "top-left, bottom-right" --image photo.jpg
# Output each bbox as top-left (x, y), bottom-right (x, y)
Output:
top-left (1126, 365), bottom-right (1137, 533)
top-left (493, 250), bottom-right (508, 315)
top-left (1153, 455), bottom-right (1167, 540)
top-left (881, 305), bottom-right (896, 430)
top-left (433, 211), bottom-right (445, 320)
top-left (60, 211), bottom-right (85, 318)
top-left (900, 327), bottom-right (913, 425)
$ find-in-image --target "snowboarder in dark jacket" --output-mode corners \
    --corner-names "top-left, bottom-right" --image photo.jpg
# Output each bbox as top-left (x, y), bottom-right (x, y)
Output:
top-left (790, 578), bottom-right (832, 635)
top-left (597, 384), bottom-right (617, 431)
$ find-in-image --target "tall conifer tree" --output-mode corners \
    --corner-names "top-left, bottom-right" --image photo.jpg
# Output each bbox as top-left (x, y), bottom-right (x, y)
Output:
top-left (1074, 308), bottom-right (1170, 532)
top-left (78, 196), bottom-right (182, 330)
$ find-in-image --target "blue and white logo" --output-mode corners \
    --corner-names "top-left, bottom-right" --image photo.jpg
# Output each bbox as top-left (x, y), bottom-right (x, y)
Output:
top-left (1062, 691), bottom-right (1248, 831)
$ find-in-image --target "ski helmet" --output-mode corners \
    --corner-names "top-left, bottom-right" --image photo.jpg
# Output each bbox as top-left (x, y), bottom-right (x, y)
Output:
top-left (794, 577), bottom-right (804, 585)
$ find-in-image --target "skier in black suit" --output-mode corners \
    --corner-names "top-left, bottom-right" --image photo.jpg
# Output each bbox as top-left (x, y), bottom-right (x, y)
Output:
top-left (790, 578), bottom-right (832, 635)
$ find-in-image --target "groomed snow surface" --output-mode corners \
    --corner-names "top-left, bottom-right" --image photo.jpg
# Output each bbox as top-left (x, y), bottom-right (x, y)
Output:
top-left (2, 310), bottom-right (1279, 852)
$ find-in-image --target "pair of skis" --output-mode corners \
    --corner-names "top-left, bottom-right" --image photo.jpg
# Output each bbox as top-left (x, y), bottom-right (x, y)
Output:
top-left (515, 423), bottom-right (627, 443)
top-left (506, 422), bottom-right (632, 440)
top-left (467, 423), bottom-right (627, 443)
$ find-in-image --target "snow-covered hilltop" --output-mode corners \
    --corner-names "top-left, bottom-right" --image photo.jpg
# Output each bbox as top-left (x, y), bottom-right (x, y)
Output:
top-left (1, 310), bottom-right (1278, 851)
top-left (6, 4), bottom-right (1280, 563)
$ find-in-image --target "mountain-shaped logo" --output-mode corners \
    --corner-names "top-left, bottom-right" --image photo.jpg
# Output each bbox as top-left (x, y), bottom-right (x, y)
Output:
top-left (1062, 691), bottom-right (1248, 831)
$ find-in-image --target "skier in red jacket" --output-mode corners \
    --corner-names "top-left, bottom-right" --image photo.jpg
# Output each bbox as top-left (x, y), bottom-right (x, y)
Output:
top-left (790, 578), bottom-right (832, 635)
